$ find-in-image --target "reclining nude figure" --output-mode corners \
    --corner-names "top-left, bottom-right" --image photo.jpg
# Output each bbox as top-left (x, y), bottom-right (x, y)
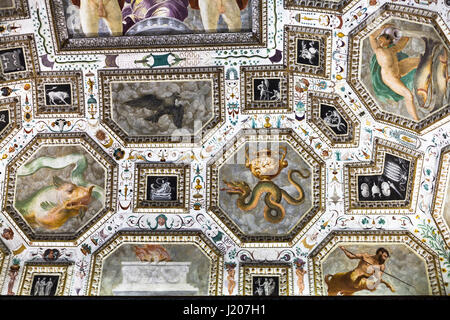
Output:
top-left (369, 23), bottom-right (436, 121)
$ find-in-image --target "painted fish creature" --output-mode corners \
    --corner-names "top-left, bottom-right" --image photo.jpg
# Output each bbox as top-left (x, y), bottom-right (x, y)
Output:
top-left (435, 48), bottom-right (449, 104)
top-left (16, 176), bottom-right (94, 230)
top-left (414, 37), bottom-right (440, 109)
top-left (15, 153), bottom-right (105, 231)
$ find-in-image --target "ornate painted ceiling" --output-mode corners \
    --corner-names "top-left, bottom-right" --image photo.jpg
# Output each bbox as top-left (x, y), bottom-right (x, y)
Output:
top-left (0, 0), bottom-right (449, 297)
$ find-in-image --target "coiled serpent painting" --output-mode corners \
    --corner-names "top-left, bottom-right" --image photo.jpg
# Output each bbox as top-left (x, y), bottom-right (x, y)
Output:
top-left (222, 145), bottom-right (310, 224)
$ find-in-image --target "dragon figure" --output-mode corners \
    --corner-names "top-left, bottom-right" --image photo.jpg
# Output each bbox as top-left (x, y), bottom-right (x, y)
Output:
top-left (222, 146), bottom-right (310, 224)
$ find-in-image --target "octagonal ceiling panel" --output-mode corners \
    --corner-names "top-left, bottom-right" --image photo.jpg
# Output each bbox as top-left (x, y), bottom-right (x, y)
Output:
top-left (347, 4), bottom-right (450, 132)
top-left (3, 133), bottom-right (118, 241)
top-left (207, 129), bottom-right (325, 243)
top-left (308, 231), bottom-right (445, 296)
top-left (219, 141), bottom-right (313, 232)
top-left (88, 231), bottom-right (221, 296)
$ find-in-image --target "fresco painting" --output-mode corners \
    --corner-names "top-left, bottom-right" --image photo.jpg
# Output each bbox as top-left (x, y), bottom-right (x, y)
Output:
top-left (361, 19), bottom-right (449, 121)
top-left (0, 0), bottom-right (448, 301)
top-left (14, 146), bottom-right (106, 234)
top-left (62, 0), bottom-right (252, 37)
top-left (322, 244), bottom-right (430, 296)
top-left (99, 243), bottom-right (211, 296)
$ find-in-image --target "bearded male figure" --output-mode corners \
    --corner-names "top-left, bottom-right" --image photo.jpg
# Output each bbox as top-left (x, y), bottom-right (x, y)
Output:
top-left (325, 247), bottom-right (395, 296)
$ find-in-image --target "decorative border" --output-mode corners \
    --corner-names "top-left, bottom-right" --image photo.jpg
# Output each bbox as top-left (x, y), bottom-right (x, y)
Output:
top-left (308, 230), bottom-right (446, 296)
top-left (306, 91), bottom-right (360, 147)
top-left (133, 162), bottom-right (190, 213)
top-left (284, 25), bottom-right (331, 79)
top-left (239, 263), bottom-right (293, 296)
top-left (0, 34), bottom-right (39, 83)
top-left (99, 67), bottom-right (224, 147)
top-left (0, 97), bottom-right (21, 148)
top-left (430, 145), bottom-right (450, 248)
top-left (34, 71), bottom-right (85, 117)
top-left (0, 0), bottom-right (29, 21)
top-left (46, 0), bottom-right (266, 54)
top-left (87, 231), bottom-right (223, 296)
top-left (284, 0), bottom-right (358, 13)
top-left (240, 65), bottom-right (291, 114)
top-left (343, 138), bottom-right (422, 214)
top-left (347, 3), bottom-right (450, 133)
top-left (0, 239), bottom-right (11, 295)
top-left (17, 262), bottom-right (74, 296)
top-left (207, 128), bottom-right (325, 244)
top-left (3, 132), bottom-right (118, 242)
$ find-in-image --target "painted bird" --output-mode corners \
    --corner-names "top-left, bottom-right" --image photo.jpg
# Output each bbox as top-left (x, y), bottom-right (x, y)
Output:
top-left (124, 92), bottom-right (185, 128)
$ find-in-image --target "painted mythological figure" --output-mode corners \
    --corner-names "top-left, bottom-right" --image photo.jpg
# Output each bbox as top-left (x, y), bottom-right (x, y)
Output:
top-left (325, 247), bottom-right (395, 296)
top-left (15, 153), bottom-right (105, 231)
top-left (369, 23), bottom-right (449, 120)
